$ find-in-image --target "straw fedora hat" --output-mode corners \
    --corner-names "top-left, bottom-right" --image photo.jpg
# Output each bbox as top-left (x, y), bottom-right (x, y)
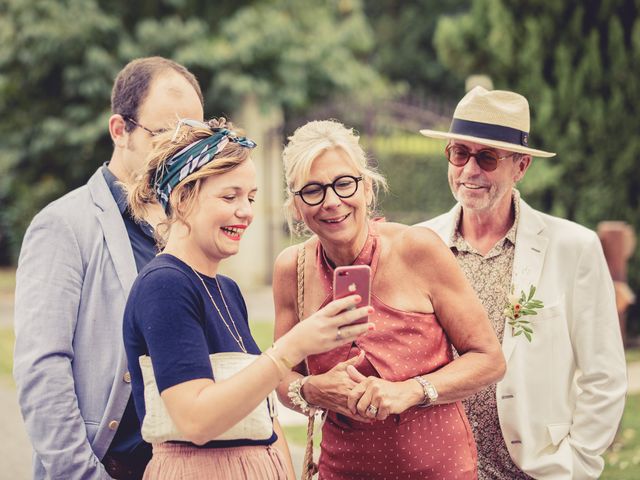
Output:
top-left (420, 86), bottom-right (556, 158)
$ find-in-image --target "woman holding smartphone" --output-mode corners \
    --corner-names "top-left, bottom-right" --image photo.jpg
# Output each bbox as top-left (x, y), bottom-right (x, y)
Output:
top-left (273, 120), bottom-right (506, 479)
top-left (122, 118), bottom-right (373, 480)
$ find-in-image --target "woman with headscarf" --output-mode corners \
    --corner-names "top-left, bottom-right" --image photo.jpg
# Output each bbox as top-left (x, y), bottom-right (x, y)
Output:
top-left (123, 118), bottom-right (373, 479)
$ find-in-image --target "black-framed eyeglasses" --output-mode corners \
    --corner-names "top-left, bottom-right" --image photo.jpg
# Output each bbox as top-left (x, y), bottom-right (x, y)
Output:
top-left (124, 116), bottom-right (168, 137)
top-left (445, 144), bottom-right (516, 172)
top-left (292, 175), bottom-right (363, 206)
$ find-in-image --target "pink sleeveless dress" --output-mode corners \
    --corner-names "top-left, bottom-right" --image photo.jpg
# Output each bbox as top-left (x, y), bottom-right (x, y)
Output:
top-left (306, 225), bottom-right (477, 480)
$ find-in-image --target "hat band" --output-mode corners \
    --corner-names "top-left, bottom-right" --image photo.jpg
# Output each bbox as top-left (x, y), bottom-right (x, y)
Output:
top-left (450, 118), bottom-right (529, 147)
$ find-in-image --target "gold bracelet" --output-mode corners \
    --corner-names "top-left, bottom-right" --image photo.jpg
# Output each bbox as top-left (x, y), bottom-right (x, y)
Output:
top-left (271, 342), bottom-right (295, 370)
top-left (263, 350), bottom-right (287, 379)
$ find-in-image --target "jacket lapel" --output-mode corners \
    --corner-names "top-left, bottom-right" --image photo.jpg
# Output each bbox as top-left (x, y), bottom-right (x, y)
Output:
top-left (421, 200), bottom-right (548, 363)
top-left (502, 199), bottom-right (548, 363)
top-left (88, 169), bottom-right (138, 296)
top-left (420, 204), bottom-right (459, 246)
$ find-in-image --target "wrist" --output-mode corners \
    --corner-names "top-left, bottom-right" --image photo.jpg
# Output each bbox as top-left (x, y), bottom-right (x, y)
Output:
top-left (287, 376), bottom-right (317, 415)
top-left (274, 335), bottom-right (305, 367)
top-left (413, 376), bottom-right (439, 407)
top-left (301, 376), bottom-right (318, 406)
top-left (403, 379), bottom-right (427, 407)
top-left (263, 349), bottom-right (288, 380)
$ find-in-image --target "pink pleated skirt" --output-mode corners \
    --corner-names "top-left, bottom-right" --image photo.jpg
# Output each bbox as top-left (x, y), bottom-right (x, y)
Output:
top-left (143, 443), bottom-right (288, 479)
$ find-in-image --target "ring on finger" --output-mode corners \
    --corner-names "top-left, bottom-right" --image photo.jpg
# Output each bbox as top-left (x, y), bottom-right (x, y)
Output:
top-left (335, 328), bottom-right (343, 341)
top-left (366, 405), bottom-right (378, 416)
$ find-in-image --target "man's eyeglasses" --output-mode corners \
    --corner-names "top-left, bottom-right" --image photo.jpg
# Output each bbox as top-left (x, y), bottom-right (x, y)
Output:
top-left (292, 175), bottom-right (363, 206)
top-left (124, 116), bottom-right (168, 137)
top-left (445, 144), bottom-right (516, 172)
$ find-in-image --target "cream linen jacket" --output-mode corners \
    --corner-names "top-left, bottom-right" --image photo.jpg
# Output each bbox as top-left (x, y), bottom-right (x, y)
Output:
top-left (416, 198), bottom-right (627, 479)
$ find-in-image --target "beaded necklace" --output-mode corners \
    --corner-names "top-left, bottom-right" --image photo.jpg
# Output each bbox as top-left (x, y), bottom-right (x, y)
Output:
top-left (191, 267), bottom-right (247, 353)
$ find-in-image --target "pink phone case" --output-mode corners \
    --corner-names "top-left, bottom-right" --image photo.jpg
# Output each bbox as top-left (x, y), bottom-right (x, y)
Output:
top-left (333, 265), bottom-right (371, 325)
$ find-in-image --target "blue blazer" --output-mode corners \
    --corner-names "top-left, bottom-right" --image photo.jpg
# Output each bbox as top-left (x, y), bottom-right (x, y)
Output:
top-left (14, 168), bottom-right (138, 479)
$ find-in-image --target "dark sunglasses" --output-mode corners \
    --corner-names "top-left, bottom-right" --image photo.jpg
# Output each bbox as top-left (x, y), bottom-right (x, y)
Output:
top-left (292, 175), bottom-right (363, 206)
top-left (445, 144), bottom-right (516, 172)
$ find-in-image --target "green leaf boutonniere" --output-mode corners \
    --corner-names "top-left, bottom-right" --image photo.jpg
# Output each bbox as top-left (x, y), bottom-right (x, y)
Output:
top-left (504, 285), bottom-right (544, 342)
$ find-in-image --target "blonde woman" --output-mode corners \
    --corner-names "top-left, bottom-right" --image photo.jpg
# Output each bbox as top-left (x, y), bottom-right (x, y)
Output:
top-left (123, 118), bottom-right (373, 479)
top-left (273, 120), bottom-right (506, 479)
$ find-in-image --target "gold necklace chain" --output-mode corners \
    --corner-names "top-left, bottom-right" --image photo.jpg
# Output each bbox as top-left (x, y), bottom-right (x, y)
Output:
top-left (191, 267), bottom-right (247, 353)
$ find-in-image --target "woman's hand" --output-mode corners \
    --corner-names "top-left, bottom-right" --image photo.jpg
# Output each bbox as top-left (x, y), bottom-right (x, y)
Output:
top-left (302, 352), bottom-right (371, 422)
top-left (345, 366), bottom-right (423, 421)
top-left (277, 295), bottom-right (374, 365)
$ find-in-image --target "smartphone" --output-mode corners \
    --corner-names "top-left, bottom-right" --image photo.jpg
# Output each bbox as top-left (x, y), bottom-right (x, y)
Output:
top-left (333, 265), bottom-right (371, 325)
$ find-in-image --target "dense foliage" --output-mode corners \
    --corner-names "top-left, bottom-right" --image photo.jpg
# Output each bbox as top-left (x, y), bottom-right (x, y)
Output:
top-left (364, 0), bottom-right (468, 101)
top-left (1, 1), bottom-right (639, 334)
top-left (0, 0), bottom-right (385, 262)
top-left (434, 0), bottom-right (640, 331)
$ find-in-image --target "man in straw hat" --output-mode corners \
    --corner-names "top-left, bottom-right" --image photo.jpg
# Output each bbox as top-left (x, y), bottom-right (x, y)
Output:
top-left (417, 86), bottom-right (627, 479)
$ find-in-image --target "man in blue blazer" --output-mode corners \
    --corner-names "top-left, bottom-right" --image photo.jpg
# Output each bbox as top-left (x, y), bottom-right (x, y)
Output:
top-left (13, 57), bottom-right (204, 479)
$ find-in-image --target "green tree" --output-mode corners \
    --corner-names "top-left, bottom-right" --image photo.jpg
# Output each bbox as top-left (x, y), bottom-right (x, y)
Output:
top-left (363, 0), bottom-right (468, 100)
top-left (434, 0), bottom-right (640, 330)
top-left (182, 0), bottom-right (386, 117)
top-left (0, 0), bottom-right (385, 263)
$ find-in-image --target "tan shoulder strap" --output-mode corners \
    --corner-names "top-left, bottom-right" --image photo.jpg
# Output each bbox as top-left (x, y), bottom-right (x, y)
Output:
top-left (296, 236), bottom-right (318, 322)
top-left (296, 243), bottom-right (305, 321)
top-left (296, 236), bottom-right (320, 480)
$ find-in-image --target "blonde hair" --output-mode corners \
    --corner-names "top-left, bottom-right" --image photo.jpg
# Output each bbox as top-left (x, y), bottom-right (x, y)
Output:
top-left (128, 117), bottom-right (251, 247)
top-left (282, 120), bottom-right (388, 236)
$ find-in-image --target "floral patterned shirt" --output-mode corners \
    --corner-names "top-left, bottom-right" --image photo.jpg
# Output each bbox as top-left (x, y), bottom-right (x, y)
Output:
top-left (450, 190), bottom-right (533, 480)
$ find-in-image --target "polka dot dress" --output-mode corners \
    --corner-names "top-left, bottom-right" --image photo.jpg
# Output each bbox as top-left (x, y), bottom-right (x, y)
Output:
top-left (306, 224), bottom-right (478, 479)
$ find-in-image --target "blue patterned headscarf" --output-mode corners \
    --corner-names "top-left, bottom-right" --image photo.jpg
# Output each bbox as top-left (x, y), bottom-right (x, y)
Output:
top-left (152, 120), bottom-right (257, 213)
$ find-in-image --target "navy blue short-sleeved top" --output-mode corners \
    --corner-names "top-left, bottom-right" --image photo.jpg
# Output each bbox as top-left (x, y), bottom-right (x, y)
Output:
top-left (123, 253), bottom-right (276, 448)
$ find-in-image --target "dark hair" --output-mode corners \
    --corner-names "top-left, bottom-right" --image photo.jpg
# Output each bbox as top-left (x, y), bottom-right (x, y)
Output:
top-left (111, 56), bottom-right (204, 132)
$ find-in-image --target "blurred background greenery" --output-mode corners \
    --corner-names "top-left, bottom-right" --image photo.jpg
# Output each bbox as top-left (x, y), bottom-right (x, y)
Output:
top-left (0, 0), bottom-right (638, 326)
top-left (1, 1), bottom-right (640, 477)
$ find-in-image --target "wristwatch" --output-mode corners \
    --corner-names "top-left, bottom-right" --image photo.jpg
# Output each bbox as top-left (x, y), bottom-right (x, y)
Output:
top-left (413, 376), bottom-right (438, 407)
